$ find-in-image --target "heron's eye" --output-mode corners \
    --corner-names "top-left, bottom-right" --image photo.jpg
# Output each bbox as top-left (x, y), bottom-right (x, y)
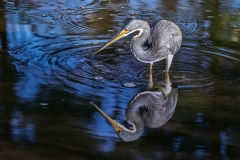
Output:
top-left (117, 129), bottom-right (122, 133)
top-left (124, 28), bottom-right (129, 32)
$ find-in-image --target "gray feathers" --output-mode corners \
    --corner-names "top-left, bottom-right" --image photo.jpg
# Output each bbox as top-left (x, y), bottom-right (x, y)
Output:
top-left (117, 87), bottom-right (178, 142)
top-left (125, 19), bottom-right (182, 63)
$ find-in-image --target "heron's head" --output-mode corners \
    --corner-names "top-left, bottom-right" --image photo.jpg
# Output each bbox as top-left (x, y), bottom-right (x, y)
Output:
top-left (90, 102), bottom-right (144, 142)
top-left (94, 19), bottom-right (149, 54)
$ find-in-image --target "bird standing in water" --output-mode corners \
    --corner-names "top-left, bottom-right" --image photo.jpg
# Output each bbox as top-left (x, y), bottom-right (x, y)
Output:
top-left (94, 19), bottom-right (182, 86)
top-left (90, 72), bottom-right (178, 142)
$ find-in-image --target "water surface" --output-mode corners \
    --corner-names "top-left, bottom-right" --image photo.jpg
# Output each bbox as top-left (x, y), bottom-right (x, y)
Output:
top-left (0, 0), bottom-right (240, 159)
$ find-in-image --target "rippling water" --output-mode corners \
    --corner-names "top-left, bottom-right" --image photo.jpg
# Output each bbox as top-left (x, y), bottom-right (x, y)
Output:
top-left (1, 0), bottom-right (240, 159)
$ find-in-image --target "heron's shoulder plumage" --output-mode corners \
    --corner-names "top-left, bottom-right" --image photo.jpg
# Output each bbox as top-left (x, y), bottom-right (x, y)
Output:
top-left (150, 20), bottom-right (181, 34)
top-left (126, 91), bottom-right (167, 116)
top-left (148, 20), bottom-right (182, 56)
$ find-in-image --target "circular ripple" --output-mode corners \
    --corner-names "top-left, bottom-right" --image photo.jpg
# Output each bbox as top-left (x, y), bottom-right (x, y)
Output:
top-left (9, 35), bottom-right (152, 102)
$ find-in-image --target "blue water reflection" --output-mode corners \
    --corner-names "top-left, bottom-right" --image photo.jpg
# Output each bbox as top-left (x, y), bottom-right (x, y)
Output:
top-left (10, 110), bottom-right (35, 143)
top-left (220, 128), bottom-right (236, 160)
top-left (1, 0), bottom-right (240, 159)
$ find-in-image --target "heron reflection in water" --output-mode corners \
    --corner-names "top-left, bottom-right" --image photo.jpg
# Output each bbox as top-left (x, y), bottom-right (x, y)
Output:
top-left (94, 19), bottom-right (182, 86)
top-left (90, 72), bottom-right (178, 142)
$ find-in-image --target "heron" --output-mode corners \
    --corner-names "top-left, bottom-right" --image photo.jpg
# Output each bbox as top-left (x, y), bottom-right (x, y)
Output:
top-left (90, 72), bottom-right (178, 142)
top-left (94, 19), bottom-right (182, 86)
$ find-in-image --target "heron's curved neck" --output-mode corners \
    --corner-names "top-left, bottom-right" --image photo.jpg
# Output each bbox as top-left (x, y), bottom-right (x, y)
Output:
top-left (131, 24), bottom-right (152, 63)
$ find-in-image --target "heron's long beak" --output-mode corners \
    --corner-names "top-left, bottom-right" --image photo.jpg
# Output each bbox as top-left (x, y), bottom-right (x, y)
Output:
top-left (94, 29), bottom-right (128, 54)
top-left (90, 102), bottom-right (122, 133)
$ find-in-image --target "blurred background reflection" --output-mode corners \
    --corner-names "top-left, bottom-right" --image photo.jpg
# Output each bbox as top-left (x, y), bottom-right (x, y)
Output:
top-left (0, 0), bottom-right (240, 159)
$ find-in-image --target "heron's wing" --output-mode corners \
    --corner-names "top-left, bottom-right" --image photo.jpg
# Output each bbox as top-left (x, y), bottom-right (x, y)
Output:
top-left (153, 46), bottom-right (172, 62)
top-left (148, 20), bottom-right (182, 58)
top-left (144, 88), bottom-right (178, 128)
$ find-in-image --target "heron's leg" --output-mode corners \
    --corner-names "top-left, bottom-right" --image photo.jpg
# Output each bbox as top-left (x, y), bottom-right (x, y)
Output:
top-left (148, 63), bottom-right (153, 88)
top-left (161, 72), bottom-right (171, 97)
top-left (166, 54), bottom-right (174, 72)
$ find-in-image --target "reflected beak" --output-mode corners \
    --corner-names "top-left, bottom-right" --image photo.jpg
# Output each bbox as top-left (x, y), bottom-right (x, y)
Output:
top-left (90, 102), bottom-right (122, 133)
top-left (94, 29), bottom-right (129, 54)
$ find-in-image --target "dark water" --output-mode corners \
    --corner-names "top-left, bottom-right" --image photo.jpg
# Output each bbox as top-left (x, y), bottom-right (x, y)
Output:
top-left (0, 0), bottom-right (240, 159)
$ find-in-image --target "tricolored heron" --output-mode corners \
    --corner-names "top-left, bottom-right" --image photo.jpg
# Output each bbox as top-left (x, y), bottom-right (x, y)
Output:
top-left (90, 72), bottom-right (178, 142)
top-left (94, 19), bottom-right (182, 86)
